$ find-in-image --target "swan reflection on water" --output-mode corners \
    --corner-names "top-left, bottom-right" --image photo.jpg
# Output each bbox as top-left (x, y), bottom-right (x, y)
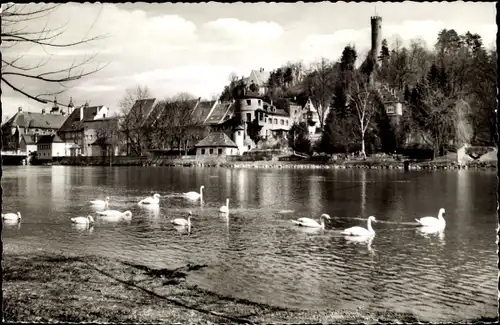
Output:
top-left (417, 226), bottom-right (445, 243)
top-left (140, 204), bottom-right (160, 218)
top-left (3, 219), bottom-right (21, 230)
top-left (344, 235), bottom-right (375, 255)
top-left (72, 223), bottom-right (94, 233)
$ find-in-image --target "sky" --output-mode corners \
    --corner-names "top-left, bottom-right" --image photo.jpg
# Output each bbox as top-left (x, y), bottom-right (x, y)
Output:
top-left (1, 1), bottom-right (496, 119)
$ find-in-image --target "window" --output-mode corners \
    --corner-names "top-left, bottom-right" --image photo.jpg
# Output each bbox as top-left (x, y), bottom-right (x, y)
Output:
top-left (274, 118), bottom-right (277, 124)
top-left (210, 148), bottom-right (214, 154)
top-left (258, 100), bottom-right (262, 106)
top-left (248, 145), bottom-right (251, 150)
top-left (238, 131), bottom-right (241, 136)
top-left (264, 118), bottom-right (267, 123)
top-left (218, 148), bottom-right (222, 155)
top-left (259, 112), bottom-right (263, 121)
top-left (246, 113), bottom-right (251, 122)
top-left (294, 110), bottom-right (297, 115)
top-left (201, 149), bottom-right (205, 155)
top-left (246, 99), bottom-right (251, 106)
top-left (280, 119), bottom-right (284, 125)
top-left (286, 120), bottom-right (289, 126)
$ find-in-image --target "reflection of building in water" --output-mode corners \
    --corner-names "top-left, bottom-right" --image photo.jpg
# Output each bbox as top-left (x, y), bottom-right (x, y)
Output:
top-left (236, 169), bottom-right (247, 204)
top-left (51, 166), bottom-right (68, 204)
top-left (456, 170), bottom-right (470, 224)
top-left (307, 172), bottom-right (322, 209)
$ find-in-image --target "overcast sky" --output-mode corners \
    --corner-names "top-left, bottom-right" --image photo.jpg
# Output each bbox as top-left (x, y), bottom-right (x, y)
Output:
top-left (1, 1), bottom-right (496, 119)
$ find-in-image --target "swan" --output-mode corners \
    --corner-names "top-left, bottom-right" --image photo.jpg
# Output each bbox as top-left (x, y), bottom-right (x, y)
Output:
top-left (220, 198), bottom-right (230, 213)
top-left (90, 197), bottom-right (109, 207)
top-left (96, 210), bottom-right (133, 218)
top-left (2, 212), bottom-right (21, 221)
top-left (184, 186), bottom-right (204, 200)
top-left (71, 215), bottom-right (94, 224)
top-left (341, 216), bottom-right (377, 236)
top-left (415, 208), bottom-right (446, 228)
top-left (138, 193), bottom-right (160, 205)
top-left (171, 211), bottom-right (193, 227)
top-left (292, 214), bottom-right (330, 228)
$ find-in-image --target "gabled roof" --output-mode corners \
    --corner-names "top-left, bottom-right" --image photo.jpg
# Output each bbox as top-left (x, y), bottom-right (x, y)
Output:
top-left (2, 111), bottom-right (68, 130)
top-left (36, 134), bottom-right (64, 144)
top-left (195, 132), bottom-right (238, 148)
top-left (249, 69), bottom-right (271, 86)
top-left (204, 102), bottom-right (233, 125)
top-left (21, 134), bottom-right (36, 145)
top-left (128, 98), bottom-right (156, 120)
top-left (193, 100), bottom-right (216, 123)
top-left (58, 105), bottom-right (104, 133)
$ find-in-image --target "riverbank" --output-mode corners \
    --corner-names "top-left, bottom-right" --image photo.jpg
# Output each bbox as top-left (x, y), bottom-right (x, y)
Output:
top-left (1, 243), bottom-right (421, 323)
top-left (49, 156), bottom-right (497, 170)
top-left (2, 243), bottom-right (497, 324)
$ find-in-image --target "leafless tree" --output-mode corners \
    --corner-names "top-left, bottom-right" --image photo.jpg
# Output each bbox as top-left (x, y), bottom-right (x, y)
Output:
top-left (94, 116), bottom-right (119, 157)
top-left (348, 71), bottom-right (378, 159)
top-left (152, 93), bottom-right (205, 156)
top-left (305, 57), bottom-right (337, 129)
top-left (1, 4), bottom-right (109, 105)
top-left (118, 85), bottom-right (154, 156)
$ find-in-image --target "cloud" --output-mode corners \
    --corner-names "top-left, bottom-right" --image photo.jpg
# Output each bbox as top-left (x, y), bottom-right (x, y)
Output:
top-left (300, 20), bottom-right (497, 64)
top-left (201, 18), bottom-right (284, 47)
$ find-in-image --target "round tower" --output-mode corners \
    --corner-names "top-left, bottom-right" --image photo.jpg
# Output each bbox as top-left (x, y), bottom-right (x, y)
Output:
top-left (233, 124), bottom-right (245, 155)
top-left (371, 16), bottom-right (382, 66)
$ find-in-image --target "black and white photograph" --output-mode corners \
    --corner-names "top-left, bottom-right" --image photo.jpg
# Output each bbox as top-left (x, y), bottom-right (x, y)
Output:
top-left (1, 1), bottom-right (498, 323)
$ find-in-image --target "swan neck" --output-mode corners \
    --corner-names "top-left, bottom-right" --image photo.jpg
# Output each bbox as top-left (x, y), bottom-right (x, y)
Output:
top-left (367, 219), bottom-right (374, 232)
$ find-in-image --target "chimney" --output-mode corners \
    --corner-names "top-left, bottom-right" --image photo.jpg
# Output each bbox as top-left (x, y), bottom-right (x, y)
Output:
top-left (18, 107), bottom-right (22, 112)
top-left (68, 97), bottom-right (74, 115)
top-left (81, 101), bottom-right (88, 121)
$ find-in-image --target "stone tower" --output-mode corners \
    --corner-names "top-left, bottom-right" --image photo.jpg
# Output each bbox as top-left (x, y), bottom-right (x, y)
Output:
top-left (370, 15), bottom-right (382, 67)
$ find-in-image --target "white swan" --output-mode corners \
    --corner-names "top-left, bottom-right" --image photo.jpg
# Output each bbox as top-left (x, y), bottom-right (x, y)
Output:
top-left (171, 211), bottom-right (193, 227)
top-left (96, 210), bottom-right (133, 218)
top-left (292, 214), bottom-right (330, 228)
top-left (415, 208), bottom-right (446, 228)
top-left (184, 186), bottom-right (204, 200)
top-left (71, 215), bottom-right (94, 224)
top-left (2, 211), bottom-right (21, 221)
top-left (341, 216), bottom-right (377, 236)
top-left (220, 198), bottom-right (230, 214)
top-left (90, 197), bottom-right (109, 207)
top-left (138, 193), bottom-right (160, 205)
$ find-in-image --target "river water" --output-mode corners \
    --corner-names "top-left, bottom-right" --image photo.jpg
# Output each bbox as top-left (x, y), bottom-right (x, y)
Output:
top-left (1, 166), bottom-right (497, 322)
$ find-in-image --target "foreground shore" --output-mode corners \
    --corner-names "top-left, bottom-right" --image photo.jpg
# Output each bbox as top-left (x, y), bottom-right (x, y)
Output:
top-left (1, 244), bottom-right (419, 323)
top-left (2, 243), bottom-right (497, 324)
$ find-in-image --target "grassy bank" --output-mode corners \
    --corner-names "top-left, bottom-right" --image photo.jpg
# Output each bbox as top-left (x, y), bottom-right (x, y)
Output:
top-left (2, 244), bottom-right (428, 324)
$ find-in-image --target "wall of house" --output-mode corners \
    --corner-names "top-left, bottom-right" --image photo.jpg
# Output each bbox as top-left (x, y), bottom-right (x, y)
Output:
top-left (37, 144), bottom-right (52, 160)
top-left (94, 106), bottom-right (110, 119)
top-left (196, 147), bottom-right (238, 157)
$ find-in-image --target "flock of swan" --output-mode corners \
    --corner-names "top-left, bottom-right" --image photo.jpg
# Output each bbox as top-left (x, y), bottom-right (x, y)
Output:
top-left (2, 183), bottom-right (446, 241)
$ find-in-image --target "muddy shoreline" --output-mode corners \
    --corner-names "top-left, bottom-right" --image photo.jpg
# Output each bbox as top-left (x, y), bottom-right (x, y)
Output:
top-left (2, 244), bottom-right (497, 323)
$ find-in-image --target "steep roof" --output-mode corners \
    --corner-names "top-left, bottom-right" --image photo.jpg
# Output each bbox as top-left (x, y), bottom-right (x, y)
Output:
top-left (128, 98), bottom-right (156, 120)
top-left (36, 134), bottom-right (64, 144)
top-left (195, 132), bottom-right (238, 148)
top-left (58, 105), bottom-right (104, 133)
top-left (21, 134), bottom-right (36, 145)
top-left (204, 102), bottom-right (233, 125)
top-left (193, 100), bottom-right (216, 123)
top-left (3, 111), bottom-right (68, 130)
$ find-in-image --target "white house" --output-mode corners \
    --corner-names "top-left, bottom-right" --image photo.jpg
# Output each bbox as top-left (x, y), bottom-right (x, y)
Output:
top-left (36, 134), bottom-right (67, 160)
top-left (195, 132), bottom-right (239, 157)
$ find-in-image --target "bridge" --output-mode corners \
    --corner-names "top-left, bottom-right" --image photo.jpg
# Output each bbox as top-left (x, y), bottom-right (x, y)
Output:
top-left (2, 151), bottom-right (28, 165)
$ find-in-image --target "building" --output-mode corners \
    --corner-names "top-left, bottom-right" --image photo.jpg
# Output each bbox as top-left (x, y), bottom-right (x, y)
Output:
top-left (194, 132), bottom-right (239, 157)
top-left (83, 117), bottom-right (120, 157)
top-left (36, 134), bottom-right (66, 160)
top-left (1, 107), bottom-right (68, 153)
top-left (57, 102), bottom-right (110, 156)
top-left (242, 68), bottom-right (271, 96)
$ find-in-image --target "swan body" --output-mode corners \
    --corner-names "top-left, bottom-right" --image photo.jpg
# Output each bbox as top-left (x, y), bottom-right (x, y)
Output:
top-left (90, 197), bottom-right (109, 207)
top-left (342, 216), bottom-right (377, 236)
top-left (171, 211), bottom-right (193, 227)
top-left (220, 198), bottom-right (230, 213)
top-left (416, 208), bottom-right (446, 228)
top-left (138, 193), bottom-right (160, 205)
top-left (96, 210), bottom-right (133, 218)
top-left (292, 214), bottom-right (330, 228)
top-left (71, 215), bottom-right (94, 224)
top-left (184, 186), bottom-right (204, 200)
top-left (2, 212), bottom-right (21, 221)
